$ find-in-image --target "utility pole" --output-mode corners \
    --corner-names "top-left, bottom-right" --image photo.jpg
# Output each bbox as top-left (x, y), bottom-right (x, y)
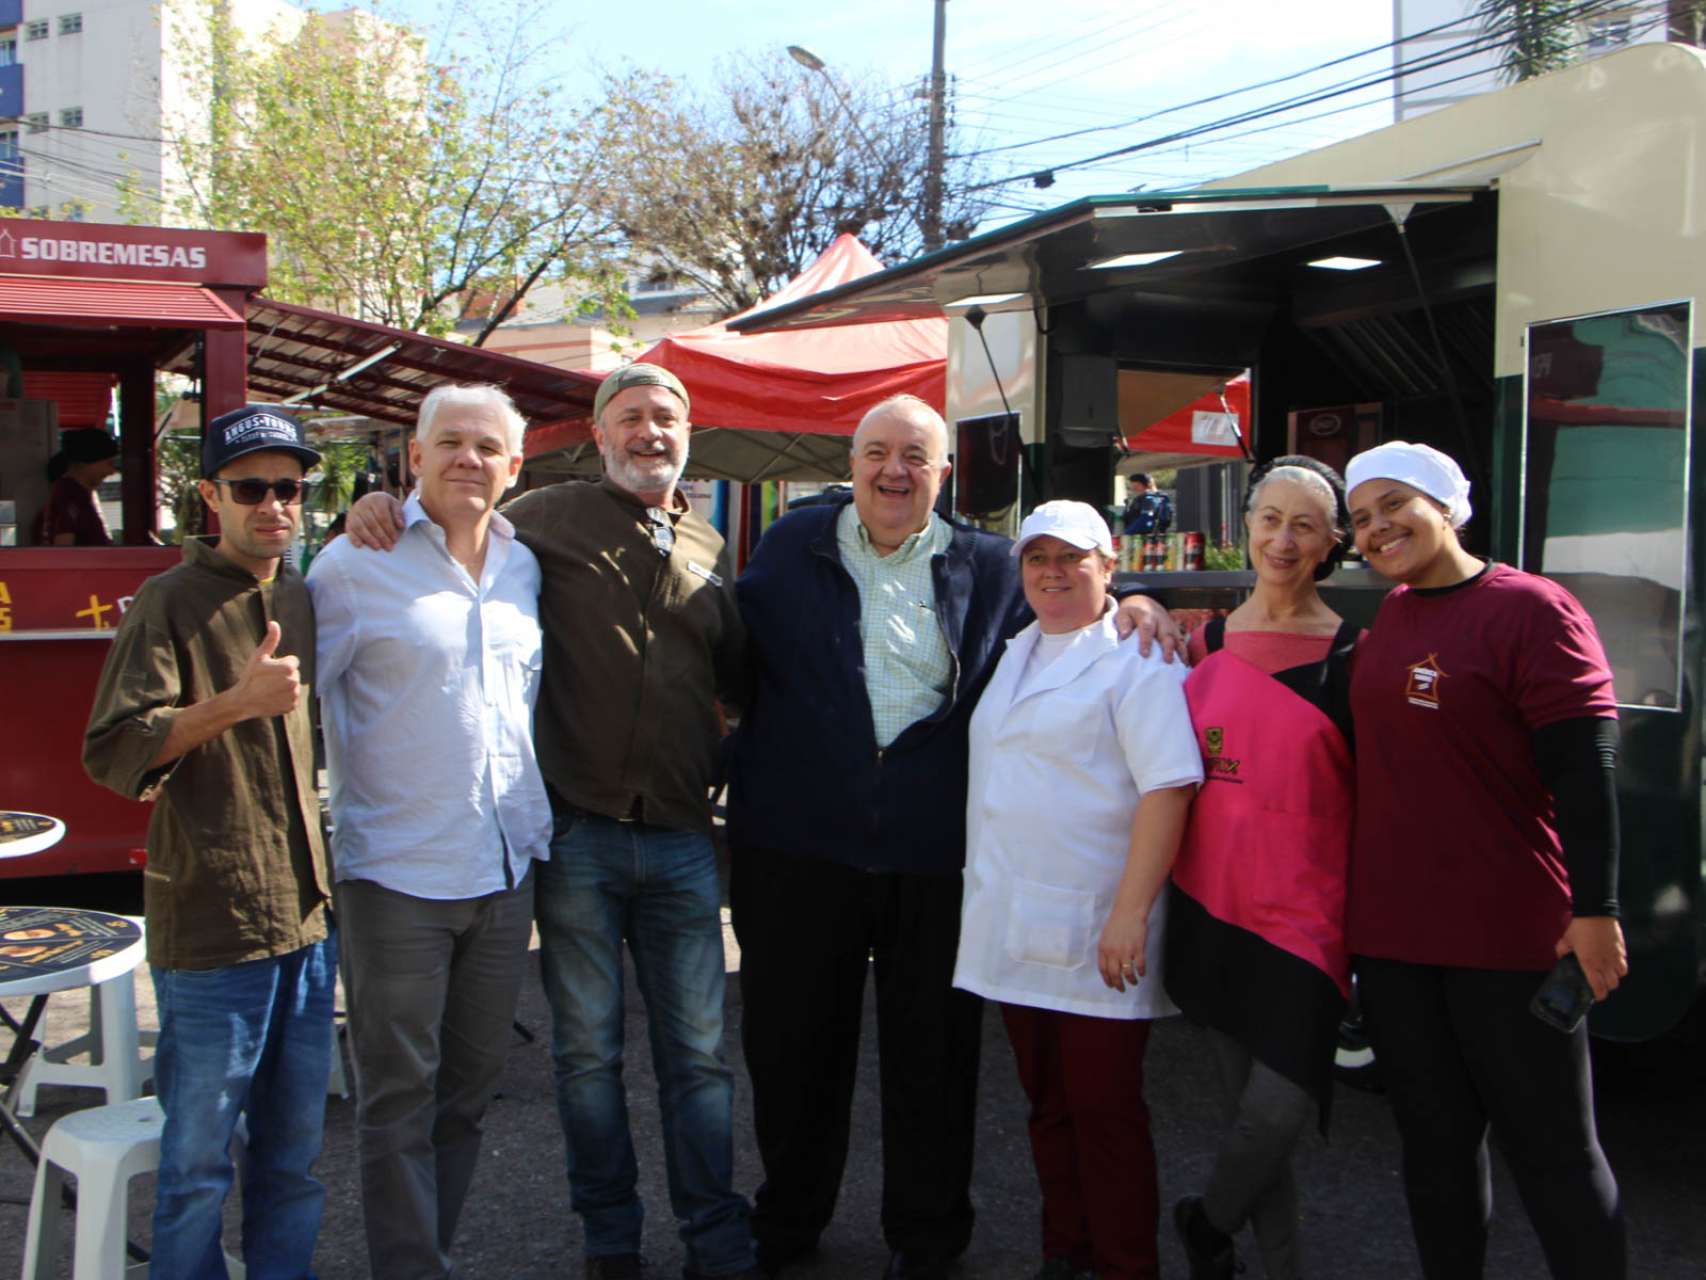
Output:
top-left (924, 0), bottom-right (948, 253)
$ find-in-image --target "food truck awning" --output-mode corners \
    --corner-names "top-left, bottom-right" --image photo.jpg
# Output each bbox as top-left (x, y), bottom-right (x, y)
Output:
top-left (164, 298), bottom-right (602, 428)
top-left (728, 185), bottom-right (1486, 336)
top-left (0, 276), bottom-right (245, 328)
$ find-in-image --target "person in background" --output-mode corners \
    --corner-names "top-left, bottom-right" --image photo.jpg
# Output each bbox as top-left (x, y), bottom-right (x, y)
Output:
top-left (84, 404), bottom-right (336, 1279)
top-left (1345, 441), bottom-right (1626, 1280)
top-left (308, 384), bottom-right (549, 1279)
top-left (953, 500), bottom-right (1201, 1280)
top-left (1166, 456), bottom-right (1357, 1280)
top-left (730, 398), bottom-right (1179, 1280)
top-left (37, 427), bottom-right (119, 545)
top-left (1121, 474), bottom-right (1172, 538)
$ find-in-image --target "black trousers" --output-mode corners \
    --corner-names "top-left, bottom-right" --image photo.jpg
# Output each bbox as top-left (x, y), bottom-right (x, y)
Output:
top-left (731, 845), bottom-right (983, 1260)
top-left (1356, 957), bottom-right (1625, 1280)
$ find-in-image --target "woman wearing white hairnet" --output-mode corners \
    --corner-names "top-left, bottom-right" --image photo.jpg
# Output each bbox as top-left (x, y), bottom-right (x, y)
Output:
top-left (953, 501), bottom-right (1202, 1280)
top-left (1344, 442), bottom-right (1627, 1280)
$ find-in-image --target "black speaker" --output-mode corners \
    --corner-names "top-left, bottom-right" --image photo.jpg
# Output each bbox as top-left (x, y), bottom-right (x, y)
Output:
top-left (1055, 354), bottom-right (1120, 449)
top-left (955, 412), bottom-right (1021, 517)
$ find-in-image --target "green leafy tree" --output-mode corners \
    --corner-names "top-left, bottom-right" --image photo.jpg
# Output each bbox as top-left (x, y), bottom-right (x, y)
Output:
top-left (1667, 1), bottom-right (1706, 44)
top-left (597, 52), bottom-right (988, 315)
top-left (1477, 0), bottom-right (1580, 82)
top-left (1475, 1), bottom-right (1706, 84)
top-left (0, 198), bottom-right (94, 220)
top-left (150, 0), bottom-right (622, 341)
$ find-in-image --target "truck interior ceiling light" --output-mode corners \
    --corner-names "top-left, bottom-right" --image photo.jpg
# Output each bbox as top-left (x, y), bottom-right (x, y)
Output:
top-left (947, 291), bottom-right (1026, 308)
top-left (1307, 256), bottom-right (1382, 271)
top-left (1089, 251), bottom-right (1182, 269)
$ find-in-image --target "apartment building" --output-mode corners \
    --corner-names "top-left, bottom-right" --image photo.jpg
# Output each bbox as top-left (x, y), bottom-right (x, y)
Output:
top-left (0, 0), bottom-right (309, 221)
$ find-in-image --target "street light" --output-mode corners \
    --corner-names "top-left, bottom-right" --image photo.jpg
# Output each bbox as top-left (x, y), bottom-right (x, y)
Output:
top-left (786, 45), bottom-right (888, 175)
top-left (786, 34), bottom-right (947, 252)
top-left (786, 44), bottom-right (825, 73)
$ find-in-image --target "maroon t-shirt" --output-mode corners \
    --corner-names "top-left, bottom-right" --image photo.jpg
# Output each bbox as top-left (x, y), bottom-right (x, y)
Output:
top-left (36, 475), bottom-right (112, 546)
top-left (1348, 562), bottom-right (1617, 971)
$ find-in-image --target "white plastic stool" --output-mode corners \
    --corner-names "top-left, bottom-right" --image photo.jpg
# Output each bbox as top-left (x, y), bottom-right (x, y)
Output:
top-left (13, 974), bottom-right (154, 1118)
top-left (20, 1097), bottom-right (246, 1280)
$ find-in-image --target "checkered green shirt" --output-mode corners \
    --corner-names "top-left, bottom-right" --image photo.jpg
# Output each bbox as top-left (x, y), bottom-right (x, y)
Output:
top-left (836, 505), bottom-right (956, 748)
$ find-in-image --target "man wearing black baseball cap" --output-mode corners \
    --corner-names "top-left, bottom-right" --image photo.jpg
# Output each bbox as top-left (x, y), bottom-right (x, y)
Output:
top-left (85, 403), bottom-right (338, 1277)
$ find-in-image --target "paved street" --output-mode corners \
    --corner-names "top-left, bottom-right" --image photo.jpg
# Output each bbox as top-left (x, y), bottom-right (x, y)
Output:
top-left (3, 878), bottom-right (1703, 1279)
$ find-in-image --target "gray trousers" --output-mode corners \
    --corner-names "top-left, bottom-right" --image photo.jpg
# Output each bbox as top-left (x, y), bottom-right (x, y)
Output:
top-left (336, 871), bottom-right (536, 1279)
top-left (1200, 1025), bottom-right (1315, 1280)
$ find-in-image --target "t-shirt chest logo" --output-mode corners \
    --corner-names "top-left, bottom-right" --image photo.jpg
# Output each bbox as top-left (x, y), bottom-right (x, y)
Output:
top-left (1203, 726), bottom-right (1241, 779)
top-left (1405, 654), bottom-right (1448, 709)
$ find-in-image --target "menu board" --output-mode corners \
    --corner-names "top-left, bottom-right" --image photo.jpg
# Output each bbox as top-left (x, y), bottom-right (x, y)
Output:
top-left (0, 906), bottom-right (141, 982)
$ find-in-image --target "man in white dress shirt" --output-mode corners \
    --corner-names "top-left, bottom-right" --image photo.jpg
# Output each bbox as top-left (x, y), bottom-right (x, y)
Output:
top-left (307, 383), bottom-right (551, 1279)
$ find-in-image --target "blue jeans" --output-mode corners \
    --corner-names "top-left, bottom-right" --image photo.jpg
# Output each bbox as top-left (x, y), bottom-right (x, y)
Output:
top-left (149, 934), bottom-right (338, 1280)
top-left (536, 813), bottom-right (754, 1273)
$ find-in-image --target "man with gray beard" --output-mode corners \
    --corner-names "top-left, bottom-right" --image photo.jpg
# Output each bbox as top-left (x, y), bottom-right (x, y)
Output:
top-left (345, 364), bottom-right (755, 1280)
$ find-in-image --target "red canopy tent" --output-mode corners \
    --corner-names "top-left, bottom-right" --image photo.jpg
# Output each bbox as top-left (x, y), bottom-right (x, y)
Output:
top-left (1122, 372), bottom-right (1250, 467)
top-left (524, 235), bottom-right (947, 483)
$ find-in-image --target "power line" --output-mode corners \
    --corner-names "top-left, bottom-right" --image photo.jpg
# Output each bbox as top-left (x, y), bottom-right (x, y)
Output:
top-left (952, 6), bottom-right (1193, 82)
top-left (954, 0), bottom-right (1625, 162)
top-left (959, 9), bottom-right (1208, 101)
top-left (964, 0), bottom-right (1639, 191)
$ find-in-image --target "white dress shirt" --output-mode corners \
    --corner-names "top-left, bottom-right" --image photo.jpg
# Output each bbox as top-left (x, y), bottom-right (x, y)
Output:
top-left (308, 493), bottom-right (551, 899)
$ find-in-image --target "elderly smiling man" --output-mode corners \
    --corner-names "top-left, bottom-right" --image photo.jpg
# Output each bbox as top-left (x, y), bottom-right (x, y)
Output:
top-left (308, 384), bottom-right (549, 1279)
top-left (345, 364), bottom-right (756, 1280)
top-left (729, 394), bottom-right (1175, 1279)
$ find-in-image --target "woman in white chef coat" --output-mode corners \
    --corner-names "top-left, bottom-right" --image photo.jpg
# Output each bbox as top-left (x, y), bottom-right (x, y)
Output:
top-left (954, 500), bottom-right (1203, 1280)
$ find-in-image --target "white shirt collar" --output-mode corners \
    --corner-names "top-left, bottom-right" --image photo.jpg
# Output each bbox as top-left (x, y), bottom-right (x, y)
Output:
top-left (403, 489), bottom-right (516, 541)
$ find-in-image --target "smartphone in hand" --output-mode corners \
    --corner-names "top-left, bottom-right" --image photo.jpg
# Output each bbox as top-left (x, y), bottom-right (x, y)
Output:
top-left (1531, 952), bottom-right (1596, 1033)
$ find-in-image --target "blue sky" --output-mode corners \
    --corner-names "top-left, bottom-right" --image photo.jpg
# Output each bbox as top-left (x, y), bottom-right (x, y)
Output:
top-left (398, 0), bottom-right (1400, 233)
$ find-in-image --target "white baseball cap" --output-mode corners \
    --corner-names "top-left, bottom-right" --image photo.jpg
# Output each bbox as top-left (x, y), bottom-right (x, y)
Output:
top-left (1012, 500), bottom-right (1115, 558)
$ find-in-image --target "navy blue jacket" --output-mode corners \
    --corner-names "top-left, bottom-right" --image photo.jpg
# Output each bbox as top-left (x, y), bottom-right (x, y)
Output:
top-left (728, 498), bottom-right (1030, 876)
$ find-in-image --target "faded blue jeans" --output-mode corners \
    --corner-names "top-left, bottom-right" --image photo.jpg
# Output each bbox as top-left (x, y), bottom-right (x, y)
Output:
top-left (535, 811), bottom-right (754, 1275)
top-left (149, 933), bottom-right (338, 1279)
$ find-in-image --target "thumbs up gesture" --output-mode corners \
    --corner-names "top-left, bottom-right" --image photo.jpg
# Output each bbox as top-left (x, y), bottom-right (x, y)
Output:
top-left (234, 621), bottom-right (301, 718)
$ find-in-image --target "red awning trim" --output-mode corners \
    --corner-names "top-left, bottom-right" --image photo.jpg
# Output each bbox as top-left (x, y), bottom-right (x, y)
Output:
top-left (0, 275), bottom-right (245, 328)
top-left (21, 371), bottom-right (118, 427)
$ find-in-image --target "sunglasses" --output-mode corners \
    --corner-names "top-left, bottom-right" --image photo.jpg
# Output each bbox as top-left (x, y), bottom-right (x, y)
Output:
top-left (645, 506), bottom-right (675, 557)
top-left (212, 477), bottom-right (315, 506)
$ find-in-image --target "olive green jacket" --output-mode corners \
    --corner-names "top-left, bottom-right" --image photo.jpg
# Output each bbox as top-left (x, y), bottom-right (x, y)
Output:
top-left (504, 478), bottom-right (744, 833)
top-left (83, 538), bottom-right (330, 970)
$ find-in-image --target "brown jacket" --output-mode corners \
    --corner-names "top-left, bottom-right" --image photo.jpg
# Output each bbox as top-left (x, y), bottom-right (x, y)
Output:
top-left (504, 478), bottom-right (744, 833)
top-left (83, 538), bottom-right (330, 970)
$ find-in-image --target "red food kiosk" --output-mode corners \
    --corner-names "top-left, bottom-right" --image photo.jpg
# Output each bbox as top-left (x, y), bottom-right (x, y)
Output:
top-left (0, 218), bottom-right (600, 881)
top-left (0, 220), bottom-right (264, 879)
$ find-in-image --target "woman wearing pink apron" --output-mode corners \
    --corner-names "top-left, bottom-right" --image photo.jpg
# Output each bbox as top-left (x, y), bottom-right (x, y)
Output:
top-left (1166, 456), bottom-right (1355, 1280)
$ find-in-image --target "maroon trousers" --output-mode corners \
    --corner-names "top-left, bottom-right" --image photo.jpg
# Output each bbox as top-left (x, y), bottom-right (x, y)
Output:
top-left (1000, 1003), bottom-right (1159, 1280)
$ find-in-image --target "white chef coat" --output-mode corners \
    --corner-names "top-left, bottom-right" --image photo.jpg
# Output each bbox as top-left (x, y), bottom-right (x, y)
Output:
top-left (954, 609), bottom-right (1202, 1019)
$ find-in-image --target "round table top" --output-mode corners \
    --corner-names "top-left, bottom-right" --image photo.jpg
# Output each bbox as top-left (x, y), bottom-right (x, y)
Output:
top-left (0, 812), bottom-right (67, 860)
top-left (0, 906), bottom-right (145, 997)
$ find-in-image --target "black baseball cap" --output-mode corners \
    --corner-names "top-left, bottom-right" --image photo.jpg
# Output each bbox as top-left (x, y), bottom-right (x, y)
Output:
top-left (61, 429), bottom-right (120, 466)
top-left (203, 404), bottom-right (321, 478)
